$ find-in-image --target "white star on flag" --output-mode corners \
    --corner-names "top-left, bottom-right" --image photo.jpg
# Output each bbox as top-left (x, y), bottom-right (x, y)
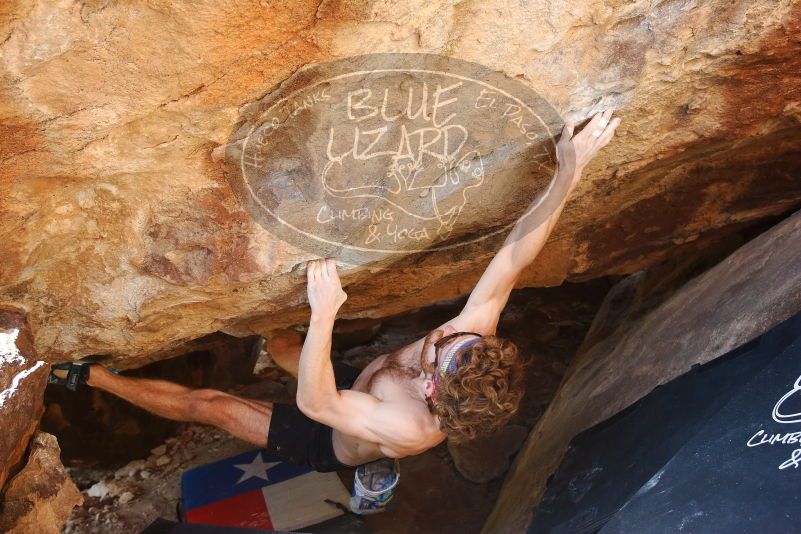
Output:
top-left (233, 452), bottom-right (280, 484)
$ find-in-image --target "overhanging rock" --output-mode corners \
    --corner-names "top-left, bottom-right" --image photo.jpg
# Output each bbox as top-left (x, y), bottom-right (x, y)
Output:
top-left (1, 1), bottom-right (800, 368)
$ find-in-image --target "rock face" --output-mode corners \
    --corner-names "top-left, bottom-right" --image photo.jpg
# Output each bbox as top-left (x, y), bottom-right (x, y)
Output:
top-left (0, 306), bottom-right (48, 490)
top-left (1, 1), bottom-right (801, 366)
top-left (0, 432), bottom-right (82, 534)
top-left (483, 208), bottom-right (801, 533)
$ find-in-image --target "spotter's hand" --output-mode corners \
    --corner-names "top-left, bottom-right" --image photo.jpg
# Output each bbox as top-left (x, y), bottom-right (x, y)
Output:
top-left (306, 258), bottom-right (347, 319)
top-left (557, 109), bottom-right (621, 183)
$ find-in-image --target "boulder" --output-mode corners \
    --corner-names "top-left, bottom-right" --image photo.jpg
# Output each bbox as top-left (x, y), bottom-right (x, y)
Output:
top-left (0, 432), bottom-right (82, 534)
top-left (0, 0), bottom-right (800, 367)
top-left (0, 306), bottom-right (48, 490)
top-left (483, 208), bottom-right (801, 533)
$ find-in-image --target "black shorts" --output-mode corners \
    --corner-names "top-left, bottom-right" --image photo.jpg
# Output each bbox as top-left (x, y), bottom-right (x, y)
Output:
top-left (265, 362), bottom-right (362, 472)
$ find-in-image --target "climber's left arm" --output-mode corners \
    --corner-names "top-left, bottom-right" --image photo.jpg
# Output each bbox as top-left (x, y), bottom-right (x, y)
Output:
top-left (451, 110), bottom-right (620, 334)
top-left (295, 259), bottom-right (348, 419)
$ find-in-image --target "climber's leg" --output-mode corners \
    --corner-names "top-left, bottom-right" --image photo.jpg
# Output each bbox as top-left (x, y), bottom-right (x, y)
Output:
top-left (265, 329), bottom-right (303, 378)
top-left (87, 366), bottom-right (271, 447)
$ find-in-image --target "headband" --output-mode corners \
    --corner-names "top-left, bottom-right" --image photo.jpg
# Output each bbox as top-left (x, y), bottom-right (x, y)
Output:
top-left (430, 336), bottom-right (482, 405)
top-left (437, 336), bottom-right (482, 378)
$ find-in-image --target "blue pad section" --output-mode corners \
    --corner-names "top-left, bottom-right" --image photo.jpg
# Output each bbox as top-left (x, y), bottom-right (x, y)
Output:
top-left (181, 450), bottom-right (313, 511)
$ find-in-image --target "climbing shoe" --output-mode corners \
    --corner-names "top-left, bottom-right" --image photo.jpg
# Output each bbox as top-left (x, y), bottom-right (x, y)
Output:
top-left (48, 360), bottom-right (117, 391)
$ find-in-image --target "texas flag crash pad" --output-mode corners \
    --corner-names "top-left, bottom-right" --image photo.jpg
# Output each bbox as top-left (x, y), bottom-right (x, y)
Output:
top-left (181, 450), bottom-right (350, 531)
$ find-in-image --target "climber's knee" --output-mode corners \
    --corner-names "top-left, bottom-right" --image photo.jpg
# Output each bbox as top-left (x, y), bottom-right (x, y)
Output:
top-left (185, 389), bottom-right (270, 447)
top-left (266, 329), bottom-right (302, 377)
top-left (185, 389), bottom-right (223, 424)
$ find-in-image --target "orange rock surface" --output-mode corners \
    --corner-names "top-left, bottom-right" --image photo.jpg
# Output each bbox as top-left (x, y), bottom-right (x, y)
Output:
top-left (1, 0), bottom-right (800, 365)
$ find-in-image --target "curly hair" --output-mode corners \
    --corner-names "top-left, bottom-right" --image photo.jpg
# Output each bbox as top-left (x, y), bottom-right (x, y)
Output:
top-left (430, 335), bottom-right (526, 443)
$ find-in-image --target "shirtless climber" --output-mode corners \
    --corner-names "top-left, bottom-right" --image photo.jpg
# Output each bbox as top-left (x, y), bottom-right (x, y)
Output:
top-left (51, 110), bottom-right (620, 472)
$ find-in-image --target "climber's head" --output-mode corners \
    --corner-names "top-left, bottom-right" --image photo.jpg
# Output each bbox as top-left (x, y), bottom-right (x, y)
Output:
top-left (420, 326), bottom-right (526, 443)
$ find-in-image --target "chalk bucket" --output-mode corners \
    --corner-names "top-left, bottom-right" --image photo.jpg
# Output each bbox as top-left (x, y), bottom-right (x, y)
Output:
top-left (349, 458), bottom-right (400, 514)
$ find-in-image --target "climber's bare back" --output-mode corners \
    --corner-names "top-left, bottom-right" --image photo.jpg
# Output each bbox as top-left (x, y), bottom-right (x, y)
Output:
top-left (268, 319), bottom-right (477, 466)
top-left (330, 336), bottom-right (445, 466)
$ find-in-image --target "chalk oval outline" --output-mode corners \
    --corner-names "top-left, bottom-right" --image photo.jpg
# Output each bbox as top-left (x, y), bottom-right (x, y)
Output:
top-left (236, 55), bottom-right (570, 257)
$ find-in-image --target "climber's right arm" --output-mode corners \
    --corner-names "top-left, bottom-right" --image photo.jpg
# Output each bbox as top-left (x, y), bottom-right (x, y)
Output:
top-left (451, 111), bottom-right (620, 335)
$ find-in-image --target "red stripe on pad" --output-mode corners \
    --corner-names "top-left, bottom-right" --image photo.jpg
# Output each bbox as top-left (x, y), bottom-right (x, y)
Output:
top-left (185, 487), bottom-right (273, 530)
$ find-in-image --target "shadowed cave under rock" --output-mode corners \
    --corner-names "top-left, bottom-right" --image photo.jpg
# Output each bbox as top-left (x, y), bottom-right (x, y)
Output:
top-left (52, 278), bottom-right (613, 533)
top-left (36, 215), bottom-right (784, 534)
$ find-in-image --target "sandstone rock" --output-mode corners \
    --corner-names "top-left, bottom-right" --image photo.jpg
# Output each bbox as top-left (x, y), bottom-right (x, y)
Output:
top-left (0, 432), bottom-right (82, 534)
top-left (0, 306), bottom-right (48, 490)
top-left (484, 208), bottom-right (801, 533)
top-left (0, 1), bottom-right (799, 367)
top-left (86, 480), bottom-right (120, 500)
top-left (114, 460), bottom-right (146, 480)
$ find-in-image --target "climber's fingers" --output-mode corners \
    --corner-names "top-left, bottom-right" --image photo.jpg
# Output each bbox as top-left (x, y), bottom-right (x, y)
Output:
top-left (586, 110), bottom-right (615, 139)
top-left (577, 110), bottom-right (606, 140)
top-left (306, 259), bottom-right (342, 287)
top-left (319, 259), bottom-right (330, 280)
top-left (594, 116), bottom-right (621, 148)
top-left (307, 260), bottom-right (319, 283)
top-left (325, 258), bottom-right (341, 282)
